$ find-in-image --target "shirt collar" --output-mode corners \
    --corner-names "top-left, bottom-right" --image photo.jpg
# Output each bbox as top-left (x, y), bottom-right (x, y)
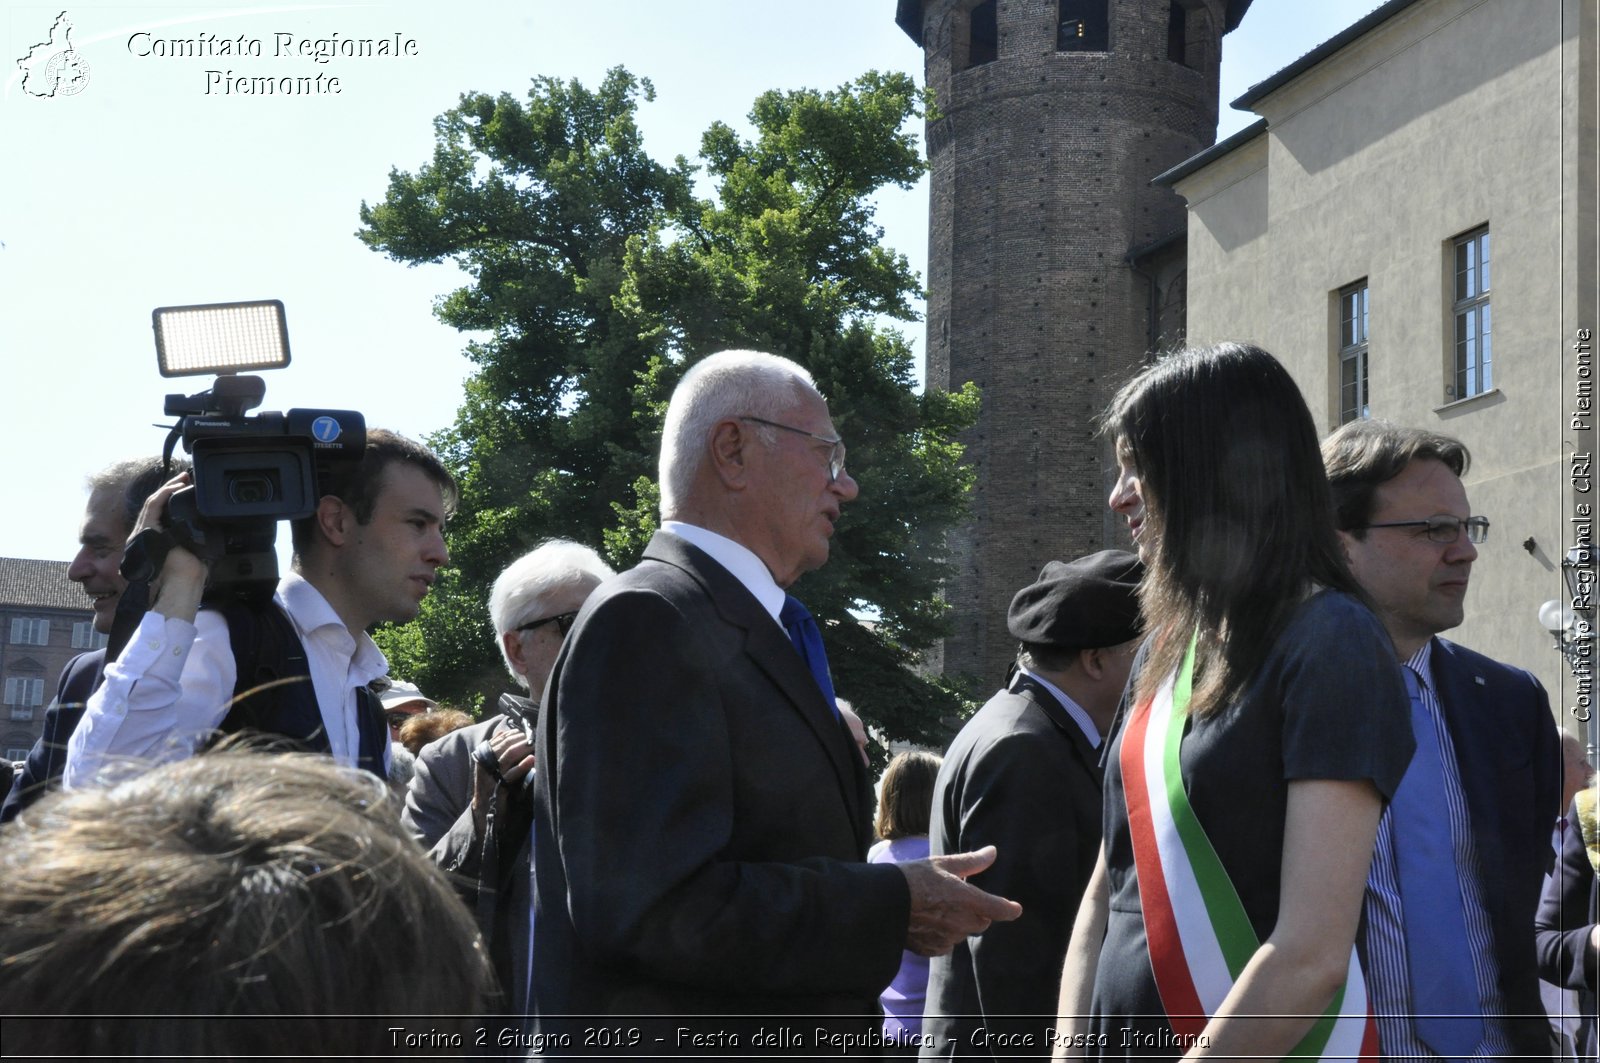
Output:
top-left (660, 521), bottom-right (786, 624)
top-left (276, 572), bottom-right (388, 679)
top-left (1016, 665), bottom-right (1102, 748)
top-left (1403, 640), bottom-right (1437, 693)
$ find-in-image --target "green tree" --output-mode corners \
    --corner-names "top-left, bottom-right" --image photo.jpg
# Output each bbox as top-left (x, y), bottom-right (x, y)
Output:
top-left (359, 66), bottom-right (978, 750)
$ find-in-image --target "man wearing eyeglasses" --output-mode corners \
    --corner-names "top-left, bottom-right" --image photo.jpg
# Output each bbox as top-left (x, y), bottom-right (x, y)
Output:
top-left (1323, 419), bottom-right (1560, 1061)
top-left (400, 539), bottom-right (613, 1016)
top-left (529, 349), bottom-right (1020, 1048)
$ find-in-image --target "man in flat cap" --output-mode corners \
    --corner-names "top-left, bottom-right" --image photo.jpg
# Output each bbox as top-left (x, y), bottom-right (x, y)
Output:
top-left (921, 550), bottom-right (1143, 1059)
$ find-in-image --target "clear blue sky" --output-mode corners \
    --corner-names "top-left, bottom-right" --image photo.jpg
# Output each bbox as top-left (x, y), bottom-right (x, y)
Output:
top-left (1, 0), bottom-right (1384, 563)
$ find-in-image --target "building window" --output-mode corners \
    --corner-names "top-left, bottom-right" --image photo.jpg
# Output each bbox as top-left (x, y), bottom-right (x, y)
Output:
top-left (9, 618), bottom-right (49, 646)
top-left (71, 621), bottom-right (107, 650)
top-left (3, 678), bottom-right (45, 709)
top-left (1452, 227), bottom-right (1491, 399)
top-left (963, 0), bottom-right (997, 69)
top-left (6, 747), bottom-right (30, 762)
top-left (1339, 280), bottom-right (1370, 424)
top-left (1167, 3), bottom-right (1189, 65)
top-left (1058, 0), bottom-right (1109, 52)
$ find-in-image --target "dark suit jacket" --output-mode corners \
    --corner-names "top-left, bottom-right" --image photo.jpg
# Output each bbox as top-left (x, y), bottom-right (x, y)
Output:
top-left (922, 674), bottom-right (1102, 1060)
top-left (1, 649), bottom-right (105, 823)
top-left (529, 531), bottom-right (908, 1042)
top-left (1536, 799), bottom-right (1598, 1059)
top-left (1431, 637), bottom-right (1561, 1056)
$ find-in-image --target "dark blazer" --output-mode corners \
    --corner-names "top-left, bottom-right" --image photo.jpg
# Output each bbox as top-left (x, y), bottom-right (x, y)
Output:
top-left (529, 531), bottom-right (908, 1043)
top-left (1, 649), bottom-right (105, 823)
top-left (1536, 798), bottom-right (1598, 1060)
top-left (921, 674), bottom-right (1103, 1060)
top-left (1430, 637), bottom-right (1561, 1056)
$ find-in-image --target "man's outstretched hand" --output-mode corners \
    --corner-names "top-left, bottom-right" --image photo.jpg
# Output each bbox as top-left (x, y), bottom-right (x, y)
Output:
top-left (899, 845), bottom-right (1022, 956)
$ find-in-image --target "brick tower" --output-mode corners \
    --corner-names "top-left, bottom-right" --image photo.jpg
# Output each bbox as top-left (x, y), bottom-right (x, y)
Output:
top-left (895, 0), bottom-right (1252, 686)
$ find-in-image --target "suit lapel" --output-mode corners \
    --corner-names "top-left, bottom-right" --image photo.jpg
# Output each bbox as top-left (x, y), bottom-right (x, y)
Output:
top-left (642, 532), bottom-right (865, 831)
top-left (1430, 637), bottom-right (1505, 907)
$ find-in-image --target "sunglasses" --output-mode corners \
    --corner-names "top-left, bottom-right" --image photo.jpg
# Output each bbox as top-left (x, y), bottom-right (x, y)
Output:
top-left (517, 610), bottom-right (579, 636)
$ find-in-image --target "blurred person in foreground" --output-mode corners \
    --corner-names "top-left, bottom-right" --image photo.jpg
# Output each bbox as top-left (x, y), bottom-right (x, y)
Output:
top-left (0, 747), bottom-right (490, 1057)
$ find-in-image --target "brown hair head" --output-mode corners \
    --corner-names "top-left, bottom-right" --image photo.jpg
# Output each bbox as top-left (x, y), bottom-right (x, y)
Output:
top-left (0, 749), bottom-right (492, 1055)
top-left (875, 750), bottom-right (942, 841)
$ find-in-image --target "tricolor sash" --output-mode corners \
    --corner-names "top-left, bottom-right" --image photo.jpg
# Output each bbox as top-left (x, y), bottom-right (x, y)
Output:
top-left (1120, 636), bottom-right (1379, 1059)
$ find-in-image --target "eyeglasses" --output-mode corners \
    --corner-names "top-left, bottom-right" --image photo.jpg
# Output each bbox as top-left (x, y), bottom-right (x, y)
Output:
top-left (1358, 515), bottom-right (1490, 545)
top-left (740, 416), bottom-right (847, 482)
top-left (384, 710), bottom-right (419, 730)
top-left (517, 610), bottom-right (579, 636)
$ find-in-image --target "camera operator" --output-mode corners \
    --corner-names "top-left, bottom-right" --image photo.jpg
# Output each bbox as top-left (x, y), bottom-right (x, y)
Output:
top-left (63, 430), bottom-right (456, 787)
top-left (2, 457), bottom-right (183, 822)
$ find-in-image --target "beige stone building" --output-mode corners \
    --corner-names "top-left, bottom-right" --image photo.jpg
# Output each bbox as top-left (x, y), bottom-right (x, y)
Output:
top-left (1160, 0), bottom-right (1596, 735)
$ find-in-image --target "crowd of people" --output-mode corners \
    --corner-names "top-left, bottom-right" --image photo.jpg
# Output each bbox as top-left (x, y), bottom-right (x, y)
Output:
top-left (0, 343), bottom-right (1595, 1061)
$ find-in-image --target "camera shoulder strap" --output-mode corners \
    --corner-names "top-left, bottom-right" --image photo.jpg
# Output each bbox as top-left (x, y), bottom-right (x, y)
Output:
top-left (210, 600), bottom-right (325, 756)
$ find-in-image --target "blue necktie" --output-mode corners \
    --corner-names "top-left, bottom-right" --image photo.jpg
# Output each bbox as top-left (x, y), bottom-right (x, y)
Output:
top-left (1390, 664), bottom-right (1484, 1059)
top-left (780, 595), bottom-right (838, 718)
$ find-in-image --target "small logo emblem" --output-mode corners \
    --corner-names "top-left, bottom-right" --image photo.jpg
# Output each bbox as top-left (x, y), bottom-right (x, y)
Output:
top-left (17, 12), bottom-right (90, 98)
top-left (312, 416), bottom-right (342, 443)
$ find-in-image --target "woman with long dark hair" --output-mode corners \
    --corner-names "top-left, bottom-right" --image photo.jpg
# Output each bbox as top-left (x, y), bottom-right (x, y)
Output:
top-left (1054, 343), bottom-right (1414, 1061)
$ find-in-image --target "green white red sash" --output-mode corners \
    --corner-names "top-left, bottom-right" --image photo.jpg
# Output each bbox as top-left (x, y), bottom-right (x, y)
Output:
top-left (1120, 636), bottom-right (1378, 1059)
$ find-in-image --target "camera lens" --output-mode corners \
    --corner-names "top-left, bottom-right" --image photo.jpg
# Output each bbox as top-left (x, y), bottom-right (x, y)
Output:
top-left (228, 473), bottom-right (277, 505)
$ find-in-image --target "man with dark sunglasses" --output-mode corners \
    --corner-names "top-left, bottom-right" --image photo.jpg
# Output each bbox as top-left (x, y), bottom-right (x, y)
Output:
top-left (400, 538), bottom-right (613, 1016)
top-left (377, 678), bottom-right (436, 742)
top-left (1324, 419), bottom-right (1560, 1061)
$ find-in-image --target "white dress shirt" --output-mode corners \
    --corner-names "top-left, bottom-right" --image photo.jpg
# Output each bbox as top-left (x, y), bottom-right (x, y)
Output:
top-left (65, 572), bottom-right (389, 788)
top-left (659, 521), bottom-right (786, 625)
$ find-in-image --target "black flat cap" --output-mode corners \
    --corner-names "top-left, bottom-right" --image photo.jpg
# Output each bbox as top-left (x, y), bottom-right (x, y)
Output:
top-left (1007, 549), bottom-right (1144, 650)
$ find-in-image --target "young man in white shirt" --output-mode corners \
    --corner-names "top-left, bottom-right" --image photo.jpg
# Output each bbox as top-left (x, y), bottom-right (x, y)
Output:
top-left (65, 429), bottom-right (455, 786)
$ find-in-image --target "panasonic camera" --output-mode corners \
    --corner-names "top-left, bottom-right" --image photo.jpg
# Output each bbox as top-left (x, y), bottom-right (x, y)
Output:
top-left (153, 300), bottom-right (365, 600)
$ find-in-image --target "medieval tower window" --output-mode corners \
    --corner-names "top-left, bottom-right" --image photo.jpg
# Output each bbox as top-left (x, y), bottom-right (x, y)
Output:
top-left (1058, 0), bottom-right (1109, 52)
top-left (965, 1), bottom-right (998, 68)
top-left (1167, 3), bottom-right (1190, 65)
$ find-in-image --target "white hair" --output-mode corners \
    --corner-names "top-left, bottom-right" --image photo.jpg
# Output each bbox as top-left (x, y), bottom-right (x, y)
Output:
top-left (657, 349), bottom-right (818, 516)
top-left (488, 540), bottom-right (616, 683)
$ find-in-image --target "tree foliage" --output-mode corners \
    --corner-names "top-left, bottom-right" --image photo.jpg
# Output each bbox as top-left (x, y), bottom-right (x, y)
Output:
top-left (358, 67), bottom-right (979, 754)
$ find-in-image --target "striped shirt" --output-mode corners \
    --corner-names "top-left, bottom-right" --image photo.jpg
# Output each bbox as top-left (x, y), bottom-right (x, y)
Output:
top-left (1362, 641), bottom-right (1512, 1059)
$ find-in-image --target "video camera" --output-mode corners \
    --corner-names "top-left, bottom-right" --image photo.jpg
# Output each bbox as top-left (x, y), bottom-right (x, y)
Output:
top-left (154, 300), bottom-right (365, 601)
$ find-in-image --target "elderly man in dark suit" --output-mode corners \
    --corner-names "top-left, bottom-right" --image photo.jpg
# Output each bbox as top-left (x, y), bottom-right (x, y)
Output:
top-left (1324, 420), bottom-right (1561, 1060)
top-left (922, 550), bottom-right (1142, 1059)
top-left (530, 349), bottom-right (1020, 1049)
